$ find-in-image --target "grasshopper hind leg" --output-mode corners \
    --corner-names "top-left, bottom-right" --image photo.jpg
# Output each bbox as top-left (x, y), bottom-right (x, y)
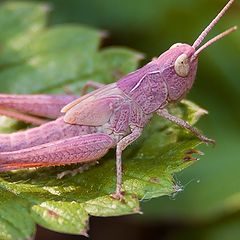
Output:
top-left (0, 133), bottom-right (115, 172)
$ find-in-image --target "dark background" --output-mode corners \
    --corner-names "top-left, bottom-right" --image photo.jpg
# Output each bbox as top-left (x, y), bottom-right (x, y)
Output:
top-left (3, 0), bottom-right (240, 239)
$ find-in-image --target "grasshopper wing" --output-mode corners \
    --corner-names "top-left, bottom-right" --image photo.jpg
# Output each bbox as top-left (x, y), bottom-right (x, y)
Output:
top-left (63, 83), bottom-right (124, 126)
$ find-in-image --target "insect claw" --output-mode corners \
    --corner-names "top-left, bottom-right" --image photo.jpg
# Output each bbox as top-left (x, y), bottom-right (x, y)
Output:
top-left (203, 138), bottom-right (216, 146)
top-left (111, 191), bottom-right (125, 202)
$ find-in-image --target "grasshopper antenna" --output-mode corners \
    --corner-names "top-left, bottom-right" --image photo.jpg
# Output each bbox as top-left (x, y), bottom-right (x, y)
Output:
top-left (194, 26), bottom-right (237, 56)
top-left (192, 0), bottom-right (235, 49)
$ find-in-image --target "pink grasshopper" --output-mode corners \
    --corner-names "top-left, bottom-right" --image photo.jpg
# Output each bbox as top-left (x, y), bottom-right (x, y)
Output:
top-left (0, 0), bottom-right (236, 199)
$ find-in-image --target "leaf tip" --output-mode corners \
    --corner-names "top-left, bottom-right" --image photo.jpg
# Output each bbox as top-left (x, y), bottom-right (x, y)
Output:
top-left (100, 30), bottom-right (109, 39)
top-left (198, 108), bottom-right (208, 116)
top-left (80, 219), bottom-right (90, 237)
top-left (135, 53), bottom-right (145, 61)
top-left (134, 207), bottom-right (143, 214)
top-left (80, 231), bottom-right (89, 237)
top-left (26, 236), bottom-right (35, 240)
top-left (40, 3), bottom-right (53, 13)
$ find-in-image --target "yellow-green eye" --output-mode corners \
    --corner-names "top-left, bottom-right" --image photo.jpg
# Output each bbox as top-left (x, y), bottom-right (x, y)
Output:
top-left (174, 54), bottom-right (190, 77)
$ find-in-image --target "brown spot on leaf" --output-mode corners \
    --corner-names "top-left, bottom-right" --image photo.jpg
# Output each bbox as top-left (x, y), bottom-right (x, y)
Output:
top-left (150, 177), bottom-right (160, 183)
top-left (183, 155), bottom-right (198, 161)
top-left (183, 148), bottom-right (202, 161)
top-left (185, 149), bottom-right (204, 155)
top-left (47, 210), bottom-right (59, 218)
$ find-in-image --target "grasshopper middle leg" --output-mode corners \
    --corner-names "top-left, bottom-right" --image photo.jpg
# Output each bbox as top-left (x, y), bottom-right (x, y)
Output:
top-left (113, 126), bottom-right (143, 199)
top-left (80, 81), bottom-right (105, 95)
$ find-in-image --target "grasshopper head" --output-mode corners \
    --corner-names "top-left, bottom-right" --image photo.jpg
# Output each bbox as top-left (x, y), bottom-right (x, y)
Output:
top-left (156, 0), bottom-right (236, 102)
top-left (156, 43), bottom-right (198, 102)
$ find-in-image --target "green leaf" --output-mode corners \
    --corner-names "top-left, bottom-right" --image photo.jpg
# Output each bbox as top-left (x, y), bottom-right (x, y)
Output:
top-left (0, 24), bottom-right (102, 93)
top-left (0, 187), bottom-right (35, 240)
top-left (0, 117), bottom-right (21, 133)
top-left (31, 201), bottom-right (89, 235)
top-left (25, 0), bottom-right (240, 236)
top-left (0, 2), bottom-right (48, 65)
top-left (0, 1), bottom-right (209, 238)
top-left (61, 47), bottom-right (143, 93)
top-left (0, 101), bottom-right (205, 238)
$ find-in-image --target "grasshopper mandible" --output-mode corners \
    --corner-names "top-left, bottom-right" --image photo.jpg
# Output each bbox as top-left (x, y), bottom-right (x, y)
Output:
top-left (0, 0), bottom-right (236, 199)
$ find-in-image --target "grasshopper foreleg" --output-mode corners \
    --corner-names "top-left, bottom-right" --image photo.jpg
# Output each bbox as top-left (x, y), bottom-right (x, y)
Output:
top-left (157, 109), bottom-right (215, 144)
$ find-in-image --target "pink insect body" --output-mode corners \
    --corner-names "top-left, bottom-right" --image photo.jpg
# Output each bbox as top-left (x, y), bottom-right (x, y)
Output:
top-left (0, 0), bottom-right (236, 199)
top-left (0, 94), bottom-right (78, 125)
top-left (0, 117), bottom-right (97, 152)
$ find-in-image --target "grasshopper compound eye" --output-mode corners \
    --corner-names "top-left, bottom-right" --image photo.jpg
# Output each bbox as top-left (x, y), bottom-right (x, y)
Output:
top-left (169, 43), bottom-right (183, 49)
top-left (174, 54), bottom-right (190, 77)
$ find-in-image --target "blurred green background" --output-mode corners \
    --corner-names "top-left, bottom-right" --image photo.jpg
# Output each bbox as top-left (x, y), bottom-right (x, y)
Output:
top-left (1, 0), bottom-right (240, 239)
